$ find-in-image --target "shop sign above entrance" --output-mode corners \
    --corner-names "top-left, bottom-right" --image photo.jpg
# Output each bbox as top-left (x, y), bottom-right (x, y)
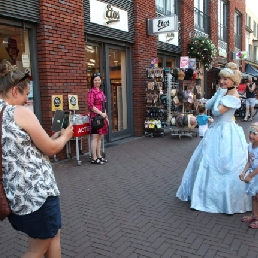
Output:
top-left (90, 0), bottom-right (128, 32)
top-left (147, 15), bottom-right (178, 35)
top-left (105, 4), bottom-right (120, 24)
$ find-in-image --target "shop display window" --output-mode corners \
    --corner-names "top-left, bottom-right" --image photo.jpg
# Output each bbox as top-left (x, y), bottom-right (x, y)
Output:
top-left (0, 24), bottom-right (33, 111)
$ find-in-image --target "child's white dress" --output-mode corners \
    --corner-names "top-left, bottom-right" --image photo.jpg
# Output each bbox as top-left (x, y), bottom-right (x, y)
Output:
top-left (246, 143), bottom-right (258, 196)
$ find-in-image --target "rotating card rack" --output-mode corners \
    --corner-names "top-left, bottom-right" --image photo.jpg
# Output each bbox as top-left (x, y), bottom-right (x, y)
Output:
top-left (144, 67), bottom-right (166, 137)
top-left (166, 74), bottom-right (197, 140)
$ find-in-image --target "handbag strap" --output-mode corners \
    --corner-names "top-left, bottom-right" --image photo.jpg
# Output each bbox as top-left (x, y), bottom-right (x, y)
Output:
top-left (0, 106), bottom-right (6, 181)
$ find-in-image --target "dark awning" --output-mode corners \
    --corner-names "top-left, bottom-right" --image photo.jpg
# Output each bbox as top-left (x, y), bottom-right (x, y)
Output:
top-left (245, 63), bottom-right (258, 77)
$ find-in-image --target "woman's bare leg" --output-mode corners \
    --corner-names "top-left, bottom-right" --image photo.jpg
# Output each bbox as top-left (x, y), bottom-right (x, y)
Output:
top-left (45, 230), bottom-right (61, 258)
top-left (97, 134), bottom-right (103, 158)
top-left (22, 238), bottom-right (51, 258)
top-left (22, 230), bottom-right (61, 258)
top-left (244, 106), bottom-right (250, 120)
top-left (91, 134), bottom-right (98, 160)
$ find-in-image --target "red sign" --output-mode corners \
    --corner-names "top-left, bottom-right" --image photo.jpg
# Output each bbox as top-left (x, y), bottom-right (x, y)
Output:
top-left (72, 123), bottom-right (90, 137)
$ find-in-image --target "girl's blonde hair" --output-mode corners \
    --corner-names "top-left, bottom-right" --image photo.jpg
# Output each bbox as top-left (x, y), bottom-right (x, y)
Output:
top-left (250, 123), bottom-right (258, 134)
top-left (218, 62), bottom-right (242, 86)
top-left (0, 60), bottom-right (31, 96)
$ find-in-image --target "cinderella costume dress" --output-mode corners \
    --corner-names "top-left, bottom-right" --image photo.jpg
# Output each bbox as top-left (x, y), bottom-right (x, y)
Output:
top-left (176, 88), bottom-right (252, 214)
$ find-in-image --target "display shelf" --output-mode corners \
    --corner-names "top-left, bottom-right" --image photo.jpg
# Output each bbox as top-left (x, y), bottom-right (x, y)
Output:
top-left (144, 67), bottom-right (166, 137)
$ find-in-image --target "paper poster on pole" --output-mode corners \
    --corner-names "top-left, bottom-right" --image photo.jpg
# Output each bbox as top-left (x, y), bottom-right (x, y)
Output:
top-left (188, 58), bottom-right (196, 70)
top-left (51, 95), bottom-right (63, 111)
top-left (22, 53), bottom-right (30, 68)
top-left (180, 56), bottom-right (189, 69)
top-left (68, 95), bottom-right (79, 110)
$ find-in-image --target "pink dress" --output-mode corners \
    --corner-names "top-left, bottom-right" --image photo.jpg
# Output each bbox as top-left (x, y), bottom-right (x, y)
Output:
top-left (87, 87), bottom-right (108, 135)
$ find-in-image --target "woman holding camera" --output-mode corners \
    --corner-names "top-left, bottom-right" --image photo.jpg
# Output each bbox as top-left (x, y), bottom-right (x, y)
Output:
top-left (0, 60), bottom-right (73, 257)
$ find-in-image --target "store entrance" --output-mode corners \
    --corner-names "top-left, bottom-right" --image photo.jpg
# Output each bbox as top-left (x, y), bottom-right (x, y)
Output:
top-left (86, 43), bottom-right (132, 142)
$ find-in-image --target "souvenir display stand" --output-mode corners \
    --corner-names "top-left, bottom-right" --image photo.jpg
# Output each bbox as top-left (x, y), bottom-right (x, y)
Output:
top-left (144, 67), bottom-right (166, 137)
top-left (66, 113), bottom-right (91, 165)
top-left (167, 78), bottom-right (198, 140)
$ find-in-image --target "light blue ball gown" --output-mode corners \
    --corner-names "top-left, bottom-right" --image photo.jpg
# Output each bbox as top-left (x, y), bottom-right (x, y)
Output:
top-left (176, 95), bottom-right (252, 214)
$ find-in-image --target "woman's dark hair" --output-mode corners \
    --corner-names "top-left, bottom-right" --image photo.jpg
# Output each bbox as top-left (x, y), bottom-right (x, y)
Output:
top-left (0, 60), bottom-right (31, 96)
top-left (90, 72), bottom-right (101, 88)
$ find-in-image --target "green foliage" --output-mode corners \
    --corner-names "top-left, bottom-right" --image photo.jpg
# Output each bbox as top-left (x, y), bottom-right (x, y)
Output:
top-left (188, 37), bottom-right (217, 70)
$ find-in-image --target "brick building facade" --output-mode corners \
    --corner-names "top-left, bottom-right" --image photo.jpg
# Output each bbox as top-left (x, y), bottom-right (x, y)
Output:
top-left (0, 0), bottom-right (246, 160)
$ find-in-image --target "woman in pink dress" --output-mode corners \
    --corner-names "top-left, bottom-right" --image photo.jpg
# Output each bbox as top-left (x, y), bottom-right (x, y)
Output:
top-left (88, 73), bottom-right (109, 164)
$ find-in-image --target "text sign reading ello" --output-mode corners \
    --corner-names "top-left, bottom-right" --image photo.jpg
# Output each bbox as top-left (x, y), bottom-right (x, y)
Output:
top-left (147, 15), bottom-right (178, 35)
top-left (105, 4), bottom-right (120, 24)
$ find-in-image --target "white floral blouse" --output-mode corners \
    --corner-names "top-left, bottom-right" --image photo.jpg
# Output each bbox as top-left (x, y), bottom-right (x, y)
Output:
top-left (0, 100), bottom-right (60, 215)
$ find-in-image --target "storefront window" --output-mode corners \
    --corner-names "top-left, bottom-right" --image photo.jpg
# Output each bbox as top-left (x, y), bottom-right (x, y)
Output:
top-left (158, 55), bottom-right (176, 69)
top-left (85, 45), bottom-right (100, 88)
top-left (109, 48), bottom-right (128, 132)
top-left (158, 56), bottom-right (163, 68)
top-left (0, 24), bottom-right (33, 111)
top-left (166, 57), bottom-right (175, 68)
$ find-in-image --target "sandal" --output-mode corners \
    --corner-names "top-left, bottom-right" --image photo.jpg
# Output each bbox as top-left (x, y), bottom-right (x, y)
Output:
top-left (249, 220), bottom-right (258, 229)
top-left (98, 157), bottom-right (107, 163)
top-left (241, 119), bottom-right (248, 122)
top-left (248, 118), bottom-right (253, 122)
top-left (241, 214), bottom-right (258, 223)
top-left (91, 158), bottom-right (104, 165)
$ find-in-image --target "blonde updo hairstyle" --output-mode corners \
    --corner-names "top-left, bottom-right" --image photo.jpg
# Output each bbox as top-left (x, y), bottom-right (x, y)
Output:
top-left (0, 60), bottom-right (31, 97)
top-left (218, 62), bottom-right (242, 86)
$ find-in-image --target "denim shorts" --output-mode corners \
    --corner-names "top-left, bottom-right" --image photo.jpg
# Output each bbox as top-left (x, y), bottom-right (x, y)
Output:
top-left (8, 196), bottom-right (61, 239)
top-left (245, 98), bottom-right (256, 107)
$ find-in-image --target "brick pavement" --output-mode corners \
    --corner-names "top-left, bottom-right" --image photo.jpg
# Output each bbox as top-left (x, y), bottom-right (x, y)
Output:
top-left (1, 117), bottom-right (258, 258)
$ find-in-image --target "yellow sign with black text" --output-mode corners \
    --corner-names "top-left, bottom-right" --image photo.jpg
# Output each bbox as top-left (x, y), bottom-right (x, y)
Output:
top-left (68, 95), bottom-right (79, 110)
top-left (51, 95), bottom-right (63, 111)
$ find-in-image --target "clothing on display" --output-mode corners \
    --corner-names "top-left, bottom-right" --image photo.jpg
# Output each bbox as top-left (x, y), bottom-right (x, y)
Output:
top-left (178, 70), bottom-right (185, 80)
top-left (184, 68), bottom-right (194, 80)
top-left (145, 68), bottom-right (166, 137)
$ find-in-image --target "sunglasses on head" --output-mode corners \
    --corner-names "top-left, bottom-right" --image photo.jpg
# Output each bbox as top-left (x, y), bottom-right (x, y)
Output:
top-left (249, 128), bottom-right (258, 135)
top-left (93, 73), bottom-right (101, 77)
top-left (17, 70), bottom-right (32, 84)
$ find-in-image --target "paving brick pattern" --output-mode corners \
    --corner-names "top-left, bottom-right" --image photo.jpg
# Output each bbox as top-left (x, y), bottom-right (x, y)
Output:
top-left (0, 118), bottom-right (258, 258)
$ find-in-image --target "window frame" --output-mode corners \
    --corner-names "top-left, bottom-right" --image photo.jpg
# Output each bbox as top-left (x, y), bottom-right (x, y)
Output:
top-left (218, 0), bottom-right (227, 41)
top-left (155, 0), bottom-right (176, 15)
top-left (234, 12), bottom-right (242, 49)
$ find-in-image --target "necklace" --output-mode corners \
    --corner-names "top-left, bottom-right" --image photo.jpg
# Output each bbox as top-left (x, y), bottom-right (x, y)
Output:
top-left (227, 86), bottom-right (235, 91)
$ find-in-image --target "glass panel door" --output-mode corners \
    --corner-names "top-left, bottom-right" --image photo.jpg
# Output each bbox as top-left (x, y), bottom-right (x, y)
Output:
top-left (107, 47), bottom-right (128, 135)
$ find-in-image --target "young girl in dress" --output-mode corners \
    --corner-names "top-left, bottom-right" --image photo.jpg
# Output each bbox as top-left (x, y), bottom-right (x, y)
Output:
top-left (196, 104), bottom-right (213, 138)
top-left (240, 122), bottom-right (258, 228)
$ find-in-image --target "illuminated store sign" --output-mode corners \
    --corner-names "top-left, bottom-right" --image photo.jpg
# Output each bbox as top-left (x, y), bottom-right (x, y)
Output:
top-left (90, 0), bottom-right (128, 32)
top-left (147, 15), bottom-right (178, 35)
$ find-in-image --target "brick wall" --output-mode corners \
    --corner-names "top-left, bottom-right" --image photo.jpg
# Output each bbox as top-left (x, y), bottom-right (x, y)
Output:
top-left (180, 0), bottom-right (195, 56)
top-left (37, 0), bottom-right (87, 160)
top-left (206, 0), bottom-right (246, 98)
top-left (229, 0), bottom-right (246, 71)
top-left (227, 0), bottom-right (245, 64)
top-left (132, 0), bottom-right (157, 136)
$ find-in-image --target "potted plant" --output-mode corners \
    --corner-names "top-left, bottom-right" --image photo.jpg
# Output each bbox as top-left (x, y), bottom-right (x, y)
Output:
top-left (188, 37), bottom-right (217, 70)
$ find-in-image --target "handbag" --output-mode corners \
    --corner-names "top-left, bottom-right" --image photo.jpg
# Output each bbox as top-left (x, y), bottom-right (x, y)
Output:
top-left (0, 106), bottom-right (11, 221)
top-left (91, 115), bottom-right (104, 129)
top-left (91, 98), bottom-right (105, 130)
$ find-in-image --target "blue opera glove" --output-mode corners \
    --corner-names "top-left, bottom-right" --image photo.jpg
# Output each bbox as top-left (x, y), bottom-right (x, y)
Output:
top-left (205, 88), bottom-right (222, 110)
top-left (211, 88), bottom-right (227, 116)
